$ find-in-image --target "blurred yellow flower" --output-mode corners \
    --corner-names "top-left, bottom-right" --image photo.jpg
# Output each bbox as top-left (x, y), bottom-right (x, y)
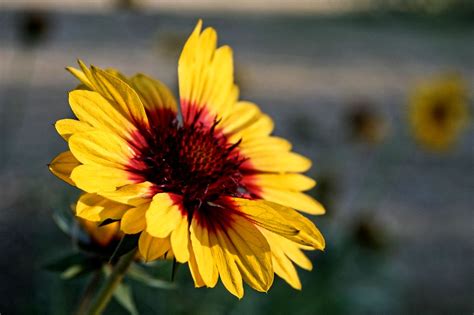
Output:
top-left (49, 20), bottom-right (325, 298)
top-left (409, 74), bottom-right (470, 151)
top-left (78, 217), bottom-right (122, 248)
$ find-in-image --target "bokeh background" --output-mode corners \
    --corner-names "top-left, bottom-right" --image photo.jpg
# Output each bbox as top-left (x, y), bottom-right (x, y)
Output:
top-left (0, 0), bottom-right (473, 314)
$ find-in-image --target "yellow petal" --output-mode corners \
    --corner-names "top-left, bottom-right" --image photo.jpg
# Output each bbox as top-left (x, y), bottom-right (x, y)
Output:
top-left (69, 90), bottom-right (136, 139)
top-left (188, 242), bottom-right (206, 288)
top-left (55, 119), bottom-right (94, 141)
top-left (76, 193), bottom-right (129, 222)
top-left (90, 66), bottom-right (149, 126)
top-left (121, 203), bottom-right (149, 234)
top-left (49, 151), bottom-right (80, 186)
top-left (70, 164), bottom-right (134, 193)
top-left (146, 193), bottom-right (184, 238)
top-left (241, 151), bottom-right (312, 173)
top-left (274, 252), bottom-right (302, 289)
top-left (104, 68), bottom-right (129, 82)
top-left (67, 62), bottom-right (129, 91)
top-left (198, 45), bottom-right (238, 119)
top-left (189, 217), bottom-right (218, 287)
top-left (170, 216), bottom-right (190, 263)
top-left (269, 232), bottom-right (313, 271)
top-left (222, 214), bottom-right (273, 292)
top-left (220, 101), bottom-right (261, 135)
top-left (210, 230), bottom-right (244, 298)
top-left (232, 198), bottom-right (325, 250)
top-left (261, 229), bottom-right (302, 290)
top-left (79, 219), bottom-right (121, 247)
top-left (258, 188), bottom-right (325, 215)
top-left (228, 115), bottom-right (274, 143)
top-left (129, 74), bottom-right (178, 113)
top-left (66, 63), bottom-right (93, 89)
top-left (238, 136), bottom-right (292, 156)
top-left (178, 21), bottom-right (238, 123)
top-left (68, 61), bottom-right (149, 126)
top-left (98, 182), bottom-right (153, 206)
top-left (246, 173), bottom-right (315, 192)
top-left (69, 130), bottom-right (134, 169)
top-left (138, 231), bottom-right (170, 262)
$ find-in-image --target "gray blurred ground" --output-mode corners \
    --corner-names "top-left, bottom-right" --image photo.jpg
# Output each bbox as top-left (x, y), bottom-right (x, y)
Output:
top-left (0, 10), bottom-right (473, 314)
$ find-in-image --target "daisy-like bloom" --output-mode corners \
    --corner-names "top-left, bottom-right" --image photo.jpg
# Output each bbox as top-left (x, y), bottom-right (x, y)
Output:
top-left (409, 74), bottom-right (470, 151)
top-left (49, 20), bottom-right (325, 298)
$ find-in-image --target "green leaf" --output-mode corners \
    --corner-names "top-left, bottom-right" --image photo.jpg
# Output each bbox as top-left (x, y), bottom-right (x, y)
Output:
top-left (43, 252), bottom-right (88, 272)
top-left (52, 210), bottom-right (73, 236)
top-left (52, 208), bottom-right (90, 244)
top-left (43, 252), bottom-right (102, 280)
top-left (60, 264), bottom-right (85, 279)
top-left (128, 264), bottom-right (176, 290)
top-left (113, 283), bottom-right (139, 315)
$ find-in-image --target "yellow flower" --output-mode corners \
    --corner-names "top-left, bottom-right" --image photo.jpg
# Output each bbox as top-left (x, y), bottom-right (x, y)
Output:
top-left (409, 74), bottom-right (470, 151)
top-left (49, 20), bottom-right (325, 298)
top-left (78, 217), bottom-right (122, 248)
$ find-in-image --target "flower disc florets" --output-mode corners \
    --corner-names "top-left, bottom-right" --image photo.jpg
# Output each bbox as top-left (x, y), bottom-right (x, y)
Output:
top-left (129, 109), bottom-right (247, 214)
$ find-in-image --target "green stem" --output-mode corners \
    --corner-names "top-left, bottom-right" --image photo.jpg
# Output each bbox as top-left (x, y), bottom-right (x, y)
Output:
top-left (86, 249), bottom-right (137, 315)
top-left (75, 270), bottom-right (102, 315)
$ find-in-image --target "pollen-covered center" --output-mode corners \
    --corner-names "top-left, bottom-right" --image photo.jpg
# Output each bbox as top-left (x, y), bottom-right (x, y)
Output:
top-left (128, 109), bottom-right (247, 211)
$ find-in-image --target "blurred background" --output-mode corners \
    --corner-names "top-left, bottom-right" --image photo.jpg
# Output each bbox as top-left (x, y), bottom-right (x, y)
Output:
top-left (0, 0), bottom-right (473, 314)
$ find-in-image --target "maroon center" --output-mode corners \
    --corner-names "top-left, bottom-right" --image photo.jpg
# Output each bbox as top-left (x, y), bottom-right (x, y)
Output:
top-left (127, 108), bottom-right (249, 220)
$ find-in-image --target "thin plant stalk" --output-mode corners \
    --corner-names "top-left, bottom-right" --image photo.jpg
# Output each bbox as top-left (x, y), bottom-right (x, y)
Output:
top-left (87, 249), bottom-right (137, 315)
top-left (75, 270), bottom-right (102, 315)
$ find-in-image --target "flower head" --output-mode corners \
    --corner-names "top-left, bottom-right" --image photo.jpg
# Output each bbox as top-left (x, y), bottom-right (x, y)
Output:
top-left (409, 74), bottom-right (470, 151)
top-left (50, 20), bottom-right (325, 298)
